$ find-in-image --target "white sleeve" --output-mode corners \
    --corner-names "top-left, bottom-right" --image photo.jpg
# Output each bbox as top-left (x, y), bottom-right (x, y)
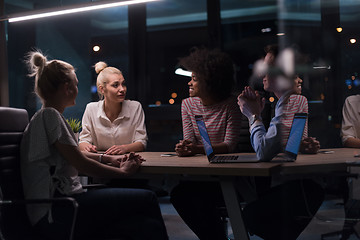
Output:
top-left (78, 104), bottom-right (94, 144)
top-left (341, 97), bottom-right (358, 144)
top-left (132, 103), bottom-right (148, 148)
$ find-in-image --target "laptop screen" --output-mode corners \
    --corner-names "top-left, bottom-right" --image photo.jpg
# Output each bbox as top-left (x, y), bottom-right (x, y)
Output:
top-left (285, 113), bottom-right (307, 156)
top-left (195, 115), bottom-right (214, 158)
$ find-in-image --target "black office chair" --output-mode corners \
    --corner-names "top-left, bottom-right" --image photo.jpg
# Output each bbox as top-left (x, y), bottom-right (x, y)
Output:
top-left (0, 106), bottom-right (78, 240)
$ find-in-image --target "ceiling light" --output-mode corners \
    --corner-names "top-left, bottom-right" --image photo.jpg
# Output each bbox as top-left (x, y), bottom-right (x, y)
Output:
top-left (93, 45), bottom-right (100, 52)
top-left (1, 0), bottom-right (159, 23)
top-left (175, 68), bottom-right (192, 77)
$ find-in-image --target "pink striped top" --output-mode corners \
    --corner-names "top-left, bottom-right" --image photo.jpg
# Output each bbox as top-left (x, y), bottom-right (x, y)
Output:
top-left (282, 94), bottom-right (308, 146)
top-left (181, 96), bottom-right (243, 152)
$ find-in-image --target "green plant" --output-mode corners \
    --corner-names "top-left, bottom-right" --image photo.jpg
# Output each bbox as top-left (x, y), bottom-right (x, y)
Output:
top-left (66, 118), bottom-right (81, 133)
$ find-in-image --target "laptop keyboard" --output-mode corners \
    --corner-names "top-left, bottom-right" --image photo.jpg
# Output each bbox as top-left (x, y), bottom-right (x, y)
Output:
top-left (214, 155), bottom-right (239, 162)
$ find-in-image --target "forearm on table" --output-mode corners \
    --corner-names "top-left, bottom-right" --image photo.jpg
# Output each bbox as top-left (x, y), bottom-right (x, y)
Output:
top-left (344, 137), bottom-right (360, 148)
top-left (127, 141), bottom-right (146, 152)
top-left (212, 142), bottom-right (230, 154)
top-left (83, 151), bottom-right (112, 164)
top-left (79, 142), bottom-right (92, 151)
top-left (251, 124), bottom-right (281, 161)
top-left (55, 142), bottom-right (127, 178)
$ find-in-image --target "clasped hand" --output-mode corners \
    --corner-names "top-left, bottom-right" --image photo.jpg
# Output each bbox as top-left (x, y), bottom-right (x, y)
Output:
top-left (300, 137), bottom-right (320, 154)
top-left (237, 86), bottom-right (265, 119)
top-left (111, 152), bottom-right (145, 176)
top-left (175, 139), bottom-right (196, 157)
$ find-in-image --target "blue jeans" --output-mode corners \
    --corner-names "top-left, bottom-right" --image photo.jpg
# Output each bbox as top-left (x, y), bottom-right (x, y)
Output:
top-left (35, 188), bottom-right (168, 240)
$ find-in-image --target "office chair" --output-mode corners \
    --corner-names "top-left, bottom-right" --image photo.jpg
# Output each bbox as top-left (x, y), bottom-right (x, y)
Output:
top-left (0, 106), bottom-right (78, 240)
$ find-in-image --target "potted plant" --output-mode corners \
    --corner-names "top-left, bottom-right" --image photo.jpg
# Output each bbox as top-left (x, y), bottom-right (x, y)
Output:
top-left (66, 118), bottom-right (81, 141)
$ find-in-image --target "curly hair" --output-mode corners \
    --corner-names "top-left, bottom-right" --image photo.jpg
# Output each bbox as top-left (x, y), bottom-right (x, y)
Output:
top-left (179, 47), bottom-right (234, 101)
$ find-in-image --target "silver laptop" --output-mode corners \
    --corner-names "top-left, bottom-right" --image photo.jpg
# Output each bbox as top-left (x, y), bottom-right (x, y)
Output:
top-left (195, 115), bottom-right (259, 163)
top-left (271, 112), bottom-right (307, 162)
top-left (195, 112), bottom-right (307, 163)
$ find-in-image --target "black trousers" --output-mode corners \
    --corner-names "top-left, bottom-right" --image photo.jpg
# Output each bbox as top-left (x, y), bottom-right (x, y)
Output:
top-left (170, 179), bottom-right (324, 240)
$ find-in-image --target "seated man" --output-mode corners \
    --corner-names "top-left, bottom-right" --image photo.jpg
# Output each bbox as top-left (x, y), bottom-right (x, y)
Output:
top-left (237, 47), bottom-right (324, 239)
top-left (341, 94), bottom-right (360, 147)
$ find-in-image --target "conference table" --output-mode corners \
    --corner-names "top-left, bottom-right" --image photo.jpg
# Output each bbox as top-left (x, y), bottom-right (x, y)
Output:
top-left (135, 148), bottom-right (358, 240)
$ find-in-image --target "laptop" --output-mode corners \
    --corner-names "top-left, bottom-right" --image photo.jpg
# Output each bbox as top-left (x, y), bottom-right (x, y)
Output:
top-left (271, 112), bottom-right (308, 162)
top-left (195, 112), bottom-right (307, 163)
top-left (195, 115), bottom-right (259, 163)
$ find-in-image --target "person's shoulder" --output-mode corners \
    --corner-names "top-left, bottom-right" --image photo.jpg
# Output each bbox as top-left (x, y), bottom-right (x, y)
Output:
top-left (288, 94), bottom-right (308, 105)
top-left (289, 94), bottom-right (307, 101)
top-left (182, 97), bottom-right (199, 105)
top-left (41, 107), bottom-right (61, 118)
top-left (124, 99), bottom-right (142, 108)
top-left (86, 101), bottom-right (102, 109)
top-left (346, 94), bottom-right (360, 103)
top-left (30, 108), bottom-right (63, 128)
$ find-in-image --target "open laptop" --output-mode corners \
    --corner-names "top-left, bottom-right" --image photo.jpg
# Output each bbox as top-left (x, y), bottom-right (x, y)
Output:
top-left (195, 115), bottom-right (259, 163)
top-left (195, 113), bottom-right (307, 163)
top-left (271, 112), bottom-right (308, 162)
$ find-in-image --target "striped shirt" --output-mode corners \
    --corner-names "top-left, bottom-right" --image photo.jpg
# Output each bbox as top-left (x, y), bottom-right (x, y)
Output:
top-left (181, 96), bottom-right (243, 152)
top-left (282, 94), bottom-right (308, 146)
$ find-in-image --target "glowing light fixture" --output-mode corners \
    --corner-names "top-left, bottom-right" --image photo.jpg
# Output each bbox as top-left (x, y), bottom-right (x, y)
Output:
top-left (350, 38), bottom-right (357, 44)
top-left (336, 27), bottom-right (343, 33)
top-left (2, 0), bottom-right (159, 23)
top-left (175, 68), bottom-right (192, 77)
top-left (169, 99), bottom-right (175, 104)
top-left (277, 33), bottom-right (285, 36)
top-left (93, 45), bottom-right (100, 52)
top-left (171, 92), bottom-right (177, 98)
top-left (261, 28), bottom-right (271, 33)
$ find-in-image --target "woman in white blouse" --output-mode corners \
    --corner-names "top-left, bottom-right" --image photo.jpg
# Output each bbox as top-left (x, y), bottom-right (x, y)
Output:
top-left (79, 61), bottom-right (147, 155)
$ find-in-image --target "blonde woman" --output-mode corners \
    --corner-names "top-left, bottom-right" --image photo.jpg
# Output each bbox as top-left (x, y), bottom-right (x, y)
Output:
top-left (21, 51), bottom-right (168, 240)
top-left (79, 62), bottom-right (147, 155)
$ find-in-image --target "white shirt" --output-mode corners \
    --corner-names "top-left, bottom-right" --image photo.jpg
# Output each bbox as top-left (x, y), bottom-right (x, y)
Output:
top-left (341, 95), bottom-right (360, 145)
top-left (21, 108), bottom-right (83, 226)
top-left (79, 100), bottom-right (148, 150)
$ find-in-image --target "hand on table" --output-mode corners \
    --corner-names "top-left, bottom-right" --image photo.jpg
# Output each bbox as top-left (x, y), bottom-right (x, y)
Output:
top-left (117, 152), bottom-right (145, 176)
top-left (83, 144), bottom-right (97, 153)
top-left (300, 137), bottom-right (320, 154)
top-left (105, 145), bottom-right (129, 155)
top-left (175, 140), bottom-right (196, 157)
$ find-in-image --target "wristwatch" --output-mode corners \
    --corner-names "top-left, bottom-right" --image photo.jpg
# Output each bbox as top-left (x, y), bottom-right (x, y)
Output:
top-left (249, 114), bottom-right (262, 126)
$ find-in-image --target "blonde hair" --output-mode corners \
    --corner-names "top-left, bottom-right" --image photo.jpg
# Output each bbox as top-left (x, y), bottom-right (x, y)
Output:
top-left (26, 50), bottom-right (74, 102)
top-left (94, 61), bottom-right (122, 99)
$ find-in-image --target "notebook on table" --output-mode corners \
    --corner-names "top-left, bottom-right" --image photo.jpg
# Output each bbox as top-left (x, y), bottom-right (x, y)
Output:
top-left (271, 112), bottom-right (307, 162)
top-left (195, 115), bottom-right (259, 163)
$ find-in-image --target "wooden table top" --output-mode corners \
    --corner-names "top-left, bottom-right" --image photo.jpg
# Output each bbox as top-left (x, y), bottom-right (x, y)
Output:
top-left (138, 152), bottom-right (281, 177)
top-left (280, 148), bottom-right (359, 175)
top-left (137, 148), bottom-right (359, 177)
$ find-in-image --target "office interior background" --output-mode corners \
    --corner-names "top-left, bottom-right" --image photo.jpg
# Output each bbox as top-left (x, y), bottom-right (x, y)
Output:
top-left (1, 0), bottom-right (359, 152)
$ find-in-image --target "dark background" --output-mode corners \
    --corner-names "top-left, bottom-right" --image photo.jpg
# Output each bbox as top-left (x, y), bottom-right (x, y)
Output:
top-left (1, 0), bottom-right (360, 151)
